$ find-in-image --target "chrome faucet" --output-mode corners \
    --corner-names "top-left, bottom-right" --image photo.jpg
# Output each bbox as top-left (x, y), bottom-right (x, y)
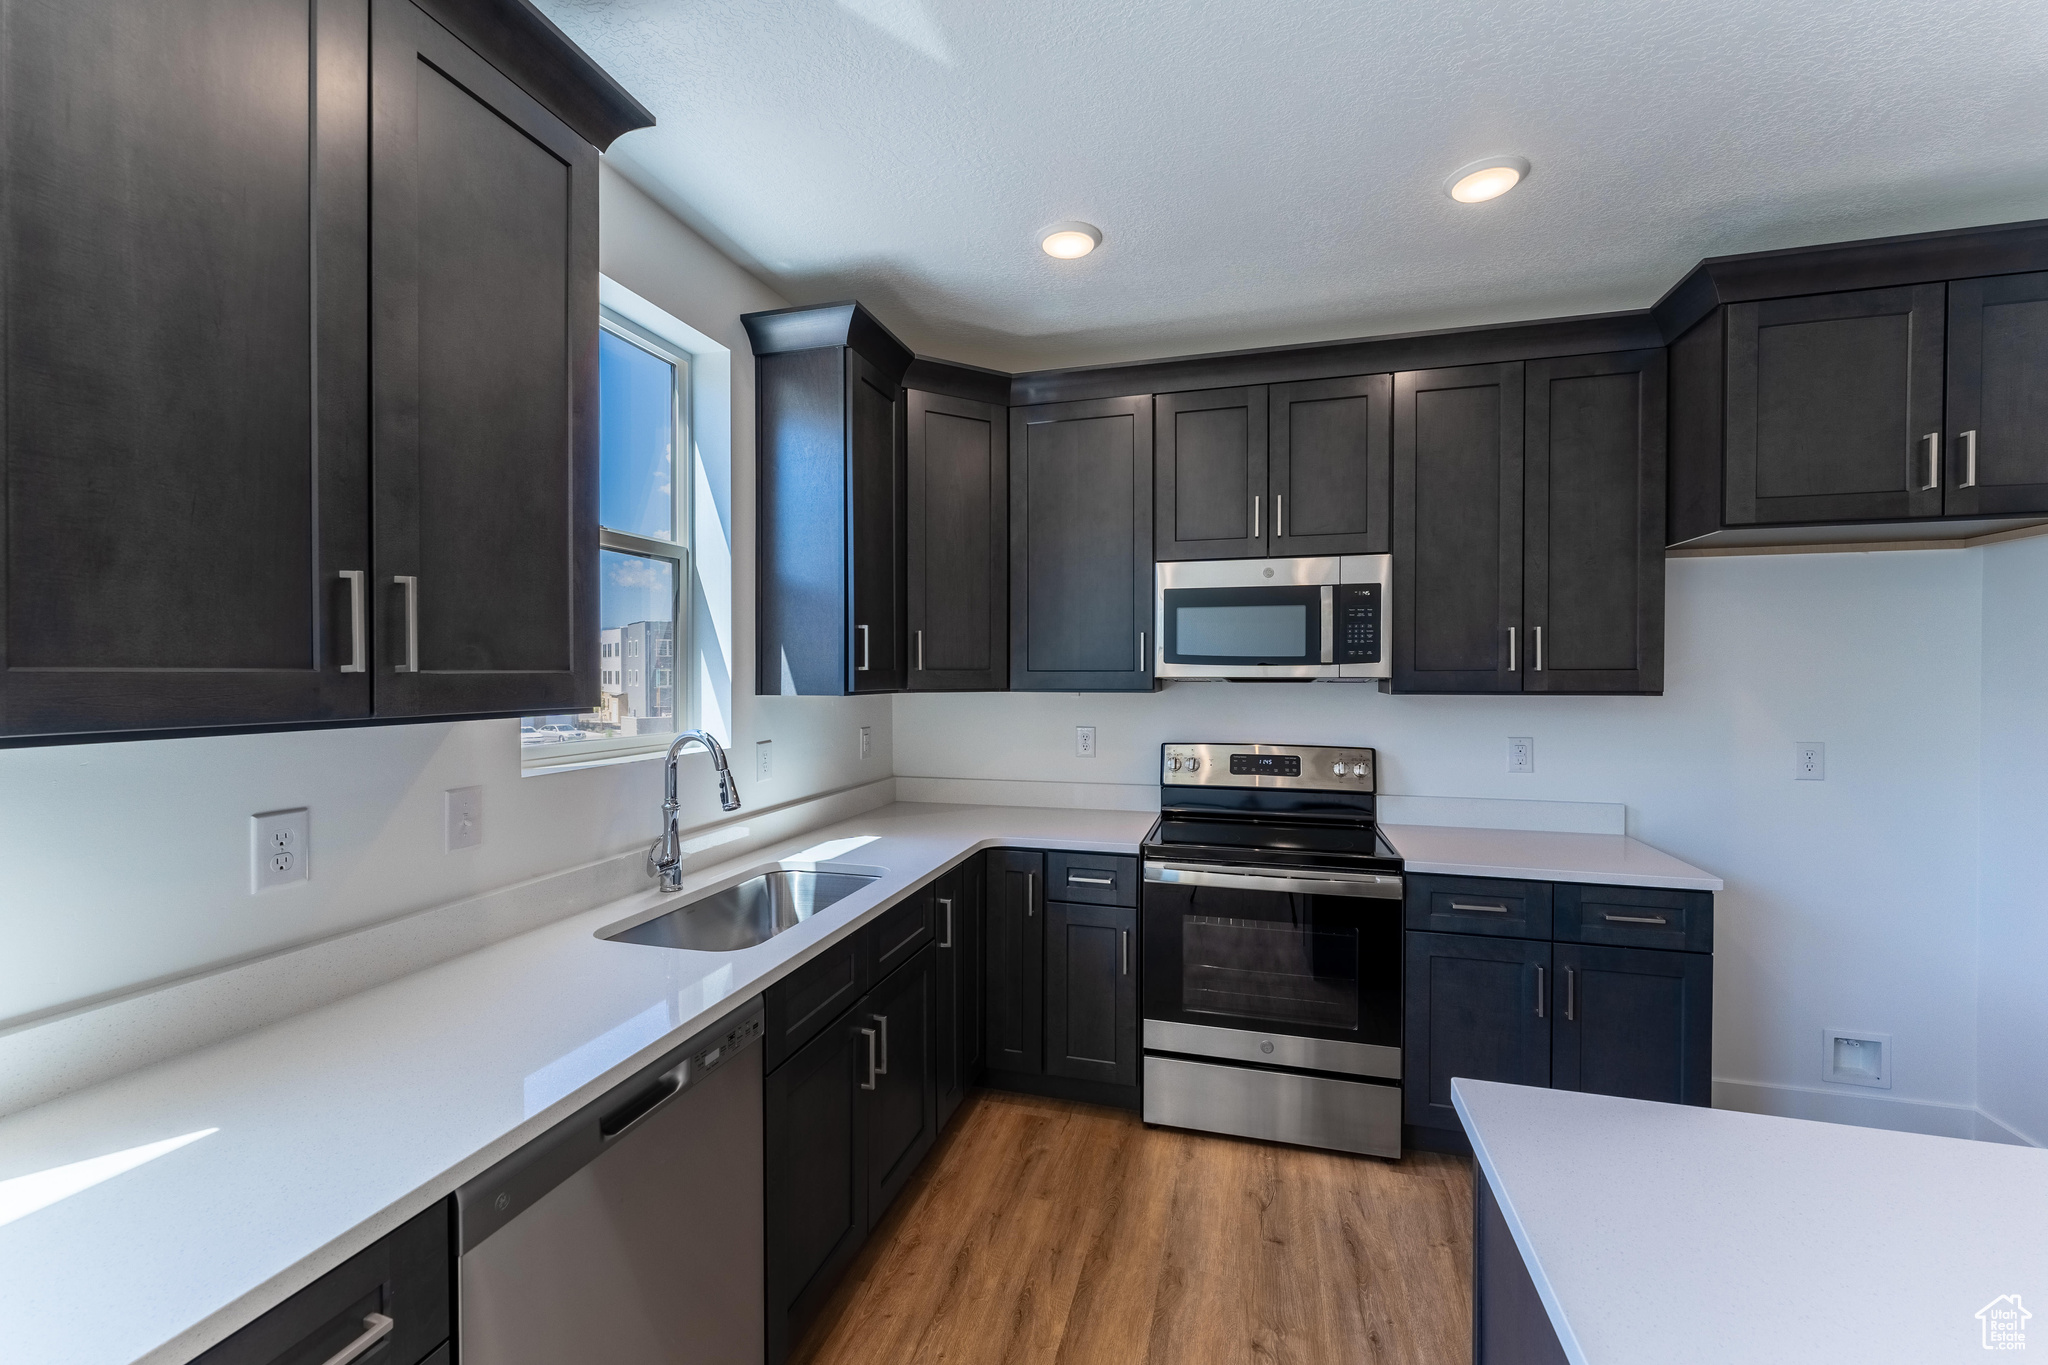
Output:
top-left (647, 729), bottom-right (741, 892)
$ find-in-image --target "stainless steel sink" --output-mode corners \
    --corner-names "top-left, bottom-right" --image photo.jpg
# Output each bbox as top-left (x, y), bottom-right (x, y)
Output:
top-left (604, 869), bottom-right (879, 951)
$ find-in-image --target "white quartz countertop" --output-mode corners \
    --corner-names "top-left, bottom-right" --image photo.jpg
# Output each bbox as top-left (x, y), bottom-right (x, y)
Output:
top-left (1379, 824), bottom-right (1723, 890)
top-left (1453, 1079), bottom-right (2048, 1364)
top-left (0, 802), bottom-right (1154, 1365)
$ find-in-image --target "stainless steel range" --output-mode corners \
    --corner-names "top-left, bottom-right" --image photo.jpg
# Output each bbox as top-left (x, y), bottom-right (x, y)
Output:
top-left (1140, 743), bottom-right (1404, 1158)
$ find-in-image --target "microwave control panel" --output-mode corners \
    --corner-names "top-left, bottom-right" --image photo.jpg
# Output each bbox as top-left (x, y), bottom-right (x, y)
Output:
top-left (1337, 583), bottom-right (1381, 664)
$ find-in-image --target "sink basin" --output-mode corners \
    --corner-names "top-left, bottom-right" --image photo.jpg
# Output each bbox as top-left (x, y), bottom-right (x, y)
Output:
top-left (604, 869), bottom-right (880, 951)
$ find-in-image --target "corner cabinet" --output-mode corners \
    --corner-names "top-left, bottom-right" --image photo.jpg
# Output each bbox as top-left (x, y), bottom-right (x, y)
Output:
top-left (0, 0), bottom-right (650, 743)
top-left (907, 391), bottom-right (1009, 691)
top-left (1009, 396), bottom-right (1156, 691)
top-left (1391, 351), bottom-right (1665, 695)
top-left (747, 303), bottom-right (914, 696)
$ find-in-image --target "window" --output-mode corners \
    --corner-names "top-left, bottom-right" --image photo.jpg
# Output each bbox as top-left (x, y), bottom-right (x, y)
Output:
top-left (523, 312), bottom-right (692, 767)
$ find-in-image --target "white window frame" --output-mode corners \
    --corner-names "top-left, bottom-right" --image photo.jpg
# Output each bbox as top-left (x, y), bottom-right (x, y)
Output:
top-left (522, 310), bottom-right (693, 772)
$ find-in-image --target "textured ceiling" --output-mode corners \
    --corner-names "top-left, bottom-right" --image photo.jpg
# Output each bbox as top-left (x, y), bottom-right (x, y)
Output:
top-left (537, 0), bottom-right (2048, 372)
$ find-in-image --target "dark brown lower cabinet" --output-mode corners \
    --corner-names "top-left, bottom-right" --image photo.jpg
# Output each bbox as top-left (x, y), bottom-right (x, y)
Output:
top-left (1473, 1175), bottom-right (1571, 1365)
top-left (764, 1004), bottom-right (871, 1365)
top-left (1044, 899), bottom-right (1138, 1087)
top-left (863, 948), bottom-right (938, 1218)
top-left (1550, 942), bottom-right (1712, 1106)
top-left (934, 857), bottom-right (986, 1129)
top-left (192, 1200), bottom-right (450, 1365)
top-left (1403, 931), bottom-right (1551, 1137)
top-left (984, 850), bottom-right (1045, 1075)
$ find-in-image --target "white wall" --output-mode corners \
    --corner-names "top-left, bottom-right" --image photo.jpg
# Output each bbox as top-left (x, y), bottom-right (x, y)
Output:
top-left (1976, 534), bottom-right (2048, 1147)
top-left (895, 551), bottom-right (1993, 1125)
top-left (0, 163), bottom-right (892, 1030)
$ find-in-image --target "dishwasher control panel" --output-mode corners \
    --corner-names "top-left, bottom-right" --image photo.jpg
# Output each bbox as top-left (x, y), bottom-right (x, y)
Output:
top-left (695, 1014), bottom-right (763, 1076)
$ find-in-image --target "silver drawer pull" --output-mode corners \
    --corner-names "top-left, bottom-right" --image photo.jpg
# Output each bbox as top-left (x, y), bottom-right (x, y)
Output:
top-left (1960, 429), bottom-right (1978, 488)
top-left (1068, 872), bottom-right (1115, 886)
top-left (872, 1012), bottom-right (890, 1075)
top-left (1603, 913), bottom-right (1668, 925)
top-left (938, 896), bottom-right (954, 949)
top-left (321, 1313), bottom-right (395, 1365)
top-left (393, 575), bottom-right (419, 673)
top-left (1450, 901), bottom-right (1509, 914)
top-left (859, 1026), bottom-right (878, 1089)
top-left (338, 570), bottom-right (366, 673)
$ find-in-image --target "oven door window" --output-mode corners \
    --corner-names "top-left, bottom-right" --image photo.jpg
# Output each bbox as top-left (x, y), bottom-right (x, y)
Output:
top-left (1182, 914), bottom-right (1359, 1029)
top-left (1161, 586), bottom-right (1324, 666)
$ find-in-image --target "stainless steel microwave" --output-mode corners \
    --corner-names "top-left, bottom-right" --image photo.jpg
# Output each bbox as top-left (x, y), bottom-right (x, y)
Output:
top-left (1154, 555), bottom-right (1391, 680)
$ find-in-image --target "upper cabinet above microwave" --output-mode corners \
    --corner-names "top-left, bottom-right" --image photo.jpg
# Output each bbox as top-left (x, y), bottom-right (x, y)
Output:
top-left (0, 0), bottom-right (651, 744)
top-left (1154, 376), bottom-right (1392, 561)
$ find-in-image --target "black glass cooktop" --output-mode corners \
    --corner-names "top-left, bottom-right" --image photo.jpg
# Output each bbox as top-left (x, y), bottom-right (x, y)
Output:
top-left (1143, 814), bottom-right (1402, 873)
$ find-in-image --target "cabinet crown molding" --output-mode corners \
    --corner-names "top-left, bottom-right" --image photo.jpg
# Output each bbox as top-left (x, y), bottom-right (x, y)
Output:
top-left (743, 301), bottom-right (916, 389)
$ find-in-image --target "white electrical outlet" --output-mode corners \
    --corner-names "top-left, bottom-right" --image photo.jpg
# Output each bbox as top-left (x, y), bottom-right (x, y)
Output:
top-left (1822, 1028), bottom-right (1889, 1088)
top-left (1076, 726), bottom-right (1096, 757)
top-left (1507, 737), bottom-right (1535, 774)
top-left (858, 725), bottom-right (872, 760)
top-left (251, 808), bottom-right (310, 892)
top-left (1796, 741), bottom-right (1825, 780)
top-left (444, 786), bottom-right (483, 852)
top-left (756, 740), bottom-right (773, 780)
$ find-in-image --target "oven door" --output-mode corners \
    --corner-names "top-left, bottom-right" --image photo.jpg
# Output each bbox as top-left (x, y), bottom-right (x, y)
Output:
top-left (1141, 861), bottom-right (1402, 1078)
top-left (1155, 558), bottom-right (1337, 679)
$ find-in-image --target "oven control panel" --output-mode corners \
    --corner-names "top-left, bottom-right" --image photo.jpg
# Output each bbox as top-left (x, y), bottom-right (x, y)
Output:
top-left (1162, 743), bottom-right (1375, 791)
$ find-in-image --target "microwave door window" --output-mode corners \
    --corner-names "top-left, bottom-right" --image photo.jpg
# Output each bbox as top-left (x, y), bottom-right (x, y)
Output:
top-left (1163, 586), bottom-right (1323, 665)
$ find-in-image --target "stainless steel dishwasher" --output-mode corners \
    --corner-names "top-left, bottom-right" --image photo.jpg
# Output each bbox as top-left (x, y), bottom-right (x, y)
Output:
top-left (457, 999), bottom-right (765, 1365)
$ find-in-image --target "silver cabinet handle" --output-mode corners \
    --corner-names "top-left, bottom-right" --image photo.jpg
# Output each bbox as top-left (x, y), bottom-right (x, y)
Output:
top-left (339, 570), bottom-right (366, 673)
top-left (1535, 965), bottom-right (1545, 1019)
top-left (1960, 429), bottom-right (1978, 488)
top-left (1532, 625), bottom-right (1543, 672)
top-left (1138, 631), bottom-right (1146, 673)
top-left (320, 1313), bottom-right (395, 1365)
top-left (393, 575), bottom-right (419, 673)
top-left (1451, 901), bottom-right (1509, 914)
top-left (1920, 432), bottom-right (1941, 491)
top-left (915, 629), bottom-right (924, 672)
top-left (1252, 494), bottom-right (1260, 540)
top-left (1025, 872), bottom-right (1034, 917)
top-left (938, 896), bottom-right (954, 949)
top-left (1068, 872), bottom-right (1114, 886)
top-left (1603, 913), bottom-right (1668, 925)
top-left (1275, 493), bottom-right (1284, 539)
top-left (1506, 627), bottom-right (1518, 672)
top-left (856, 623), bottom-right (870, 671)
top-left (1121, 928), bottom-right (1129, 976)
top-left (859, 1026), bottom-right (878, 1089)
top-left (1565, 967), bottom-right (1577, 1022)
top-left (872, 1012), bottom-right (890, 1075)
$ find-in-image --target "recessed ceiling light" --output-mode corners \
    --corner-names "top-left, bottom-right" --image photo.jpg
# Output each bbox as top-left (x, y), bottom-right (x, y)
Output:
top-left (1039, 221), bottom-right (1102, 259)
top-left (1444, 156), bottom-right (1531, 204)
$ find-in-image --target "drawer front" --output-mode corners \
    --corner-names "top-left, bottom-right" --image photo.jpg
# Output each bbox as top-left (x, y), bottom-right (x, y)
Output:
top-left (1554, 883), bottom-right (1713, 953)
top-left (869, 886), bottom-right (934, 978)
top-left (193, 1201), bottom-right (451, 1365)
top-left (766, 936), bottom-right (870, 1072)
top-left (1046, 852), bottom-right (1138, 907)
top-left (1404, 874), bottom-right (1552, 939)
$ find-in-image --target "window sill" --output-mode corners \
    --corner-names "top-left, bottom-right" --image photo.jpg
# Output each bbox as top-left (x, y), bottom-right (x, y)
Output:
top-left (520, 745), bottom-right (673, 777)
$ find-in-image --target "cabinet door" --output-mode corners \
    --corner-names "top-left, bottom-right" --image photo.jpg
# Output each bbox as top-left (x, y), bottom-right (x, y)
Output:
top-left (370, 0), bottom-right (599, 717)
top-left (1524, 351), bottom-right (1666, 695)
top-left (864, 947), bottom-right (938, 1223)
top-left (0, 0), bottom-right (371, 740)
top-left (1010, 396), bottom-right (1155, 690)
top-left (934, 861), bottom-right (983, 1129)
top-left (1392, 363), bottom-right (1524, 694)
top-left (1945, 272), bottom-right (2048, 518)
top-left (1154, 386), bottom-right (1268, 560)
top-left (1269, 373), bottom-right (1392, 556)
top-left (1725, 284), bottom-right (1945, 526)
top-left (907, 390), bottom-right (1006, 690)
top-left (1044, 900), bottom-right (1138, 1087)
top-left (1403, 932), bottom-right (1550, 1135)
top-left (765, 1013), bottom-right (870, 1365)
top-left (847, 349), bottom-right (906, 692)
top-left (985, 850), bottom-right (1045, 1074)
top-left (1551, 944), bottom-right (1711, 1107)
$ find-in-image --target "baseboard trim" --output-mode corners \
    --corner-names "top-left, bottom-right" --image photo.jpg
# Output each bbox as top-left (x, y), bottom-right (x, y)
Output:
top-left (1713, 1078), bottom-right (2041, 1146)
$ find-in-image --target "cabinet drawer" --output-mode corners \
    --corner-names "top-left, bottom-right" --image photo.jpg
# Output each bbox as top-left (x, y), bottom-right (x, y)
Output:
top-left (766, 937), bottom-right (870, 1073)
top-left (1046, 852), bottom-right (1138, 907)
top-left (869, 889), bottom-right (934, 978)
top-left (1554, 883), bottom-right (1713, 953)
top-left (193, 1201), bottom-right (450, 1365)
top-left (1404, 874), bottom-right (1552, 939)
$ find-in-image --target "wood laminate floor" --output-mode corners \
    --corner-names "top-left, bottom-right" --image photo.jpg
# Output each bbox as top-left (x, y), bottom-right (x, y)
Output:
top-left (793, 1090), bottom-right (1474, 1365)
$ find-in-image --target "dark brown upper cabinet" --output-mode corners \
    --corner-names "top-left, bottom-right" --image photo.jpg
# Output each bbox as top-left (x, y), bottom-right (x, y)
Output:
top-left (1153, 376), bottom-right (1390, 561)
top-left (1524, 351), bottom-right (1666, 695)
top-left (1010, 395), bottom-right (1156, 691)
top-left (1154, 387), bottom-right (1267, 559)
top-left (747, 303), bottom-right (914, 696)
top-left (1725, 284), bottom-right (1947, 527)
top-left (906, 391), bottom-right (1008, 691)
top-left (1392, 363), bottom-right (1524, 694)
top-left (1946, 271), bottom-right (2048, 519)
top-left (0, 0), bottom-right (648, 744)
top-left (1269, 373), bottom-right (1393, 556)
